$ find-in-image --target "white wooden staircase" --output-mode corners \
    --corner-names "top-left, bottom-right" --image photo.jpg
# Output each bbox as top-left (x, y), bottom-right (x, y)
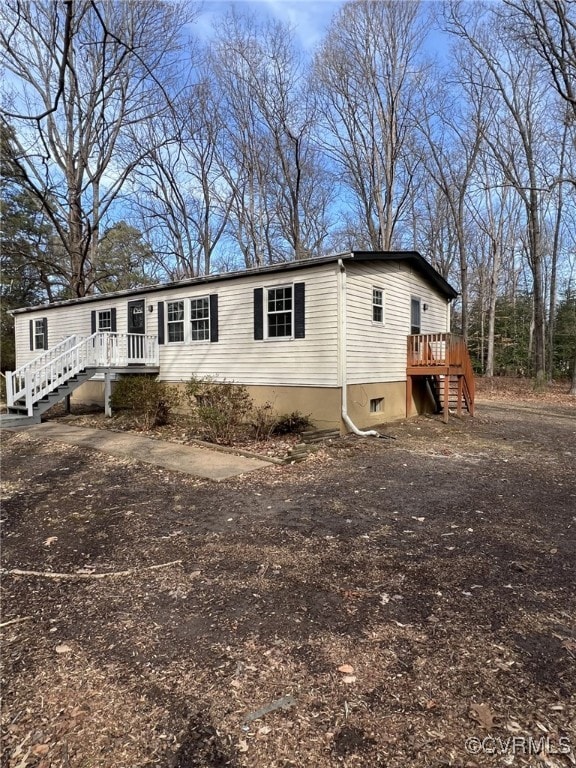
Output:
top-left (2, 333), bottom-right (159, 427)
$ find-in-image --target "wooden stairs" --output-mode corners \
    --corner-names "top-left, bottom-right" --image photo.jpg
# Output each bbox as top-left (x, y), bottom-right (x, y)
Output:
top-left (407, 334), bottom-right (475, 423)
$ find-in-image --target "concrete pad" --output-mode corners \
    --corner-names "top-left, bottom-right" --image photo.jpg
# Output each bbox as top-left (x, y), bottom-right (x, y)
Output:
top-left (16, 423), bottom-right (270, 481)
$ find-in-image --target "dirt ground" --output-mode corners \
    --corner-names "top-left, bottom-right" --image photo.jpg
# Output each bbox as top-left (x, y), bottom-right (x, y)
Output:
top-left (1, 395), bottom-right (575, 768)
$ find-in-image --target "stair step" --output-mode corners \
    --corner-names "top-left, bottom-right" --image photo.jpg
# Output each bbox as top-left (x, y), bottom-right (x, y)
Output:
top-left (8, 405), bottom-right (29, 414)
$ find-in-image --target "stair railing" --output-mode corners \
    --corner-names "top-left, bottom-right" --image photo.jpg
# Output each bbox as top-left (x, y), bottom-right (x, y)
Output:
top-left (407, 333), bottom-right (475, 416)
top-left (6, 332), bottom-right (160, 416)
top-left (5, 335), bottom-right (78, 413)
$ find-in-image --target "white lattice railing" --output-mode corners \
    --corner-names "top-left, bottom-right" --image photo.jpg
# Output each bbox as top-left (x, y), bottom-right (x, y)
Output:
top-left (5, 332), bottom-right (159, 416)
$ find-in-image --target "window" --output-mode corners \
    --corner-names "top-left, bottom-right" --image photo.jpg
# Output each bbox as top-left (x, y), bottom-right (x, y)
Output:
top-left (267, 285), bottom-right (293, 338)
top-left (372, 287), bottom-right (384, 324)
top-left (98, 310), bottom-right (112, 332)
top-left (167, 300), bottom-right (185, 342)
top-left (190, 297), bottom-right (210, 341)
top-left (370, 397), bottom-right (384, 413)
top-left (33, 318), bottom-right (47, 350)
top-left (410, 297), bottom-right (421, 335)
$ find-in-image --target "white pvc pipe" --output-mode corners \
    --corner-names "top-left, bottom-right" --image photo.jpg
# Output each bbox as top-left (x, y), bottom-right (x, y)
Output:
top-left (337, 258), bottom-right (380, 438)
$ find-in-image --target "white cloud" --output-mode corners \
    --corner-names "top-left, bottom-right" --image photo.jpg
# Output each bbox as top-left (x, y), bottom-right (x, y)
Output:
top-left (193, 0), bottom-right (343, 52)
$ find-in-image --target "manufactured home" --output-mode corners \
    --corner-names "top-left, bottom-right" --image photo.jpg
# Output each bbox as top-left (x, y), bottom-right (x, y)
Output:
top-left (5, 251), bottom-right (475, 431)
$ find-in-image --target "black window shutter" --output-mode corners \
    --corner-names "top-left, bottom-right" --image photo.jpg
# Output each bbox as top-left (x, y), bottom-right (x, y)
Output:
top-left (42, 317), bottom-right (48, 349)
top-left (91, 310), bottom-right (97, 334)
top-left (209, 294), bottom-right (219, 343)
top-left (294, 282), bottom-right (305, 339)
top-left (111, 307), bottom-right (117, 332)
top-left (29, 319), bottom-right (34, 350)
top-left (157, 302), bottom-right (165, 345)
top-left (254, 288), bottom-right (264, 340)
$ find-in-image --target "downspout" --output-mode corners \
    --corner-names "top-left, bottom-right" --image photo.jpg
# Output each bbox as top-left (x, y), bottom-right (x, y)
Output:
top-left (338, 258), bottom-right (380, 438)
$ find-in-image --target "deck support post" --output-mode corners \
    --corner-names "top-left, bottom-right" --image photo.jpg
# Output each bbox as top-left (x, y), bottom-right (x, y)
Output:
top-left (443, 375), bottom-right (450, 423)
top-left (104, 371), bottom-right (112, 418)
top-left (406, 375), bottom-right (412, 418)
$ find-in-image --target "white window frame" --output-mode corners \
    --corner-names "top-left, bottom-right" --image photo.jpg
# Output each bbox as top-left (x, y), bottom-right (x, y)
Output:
top-left (97, 309), bottom-right (112, 333)
top-left (190, 296), bottom-right (210, 342)
top-left (266, 284), bottom-right (293, 340)
top-left (166, 300), bottom-right (185, 343)
top-left (33, 318), bottom-right (47, 350)
top-left (372, 287), bottom-right (384, 325)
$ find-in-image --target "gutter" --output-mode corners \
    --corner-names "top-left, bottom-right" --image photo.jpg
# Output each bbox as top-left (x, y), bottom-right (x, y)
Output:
top-left (337, 258), bottom-right (380, 438)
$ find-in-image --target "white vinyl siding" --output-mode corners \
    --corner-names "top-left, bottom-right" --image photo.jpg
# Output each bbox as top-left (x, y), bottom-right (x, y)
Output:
top-left (13, 264), bottom-right (340, 387)
top-left (12, 259), bottom-right (452, 391)
top-left (155, 266), bottom-right (339, 386)
top-left (345, 261), bottom-right (450, 384)
top-left (14, 301), bottom-right (133, 373)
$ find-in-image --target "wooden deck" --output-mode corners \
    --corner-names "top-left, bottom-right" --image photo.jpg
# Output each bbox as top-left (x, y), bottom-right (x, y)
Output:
top-left (406, 333), bottom-right (475, 422)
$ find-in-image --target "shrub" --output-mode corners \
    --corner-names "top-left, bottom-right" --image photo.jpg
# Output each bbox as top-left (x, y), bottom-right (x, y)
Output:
top-left (110, 375), bottom-right (181, 429)
top-left (250, 401), bottom-right (278, 441)
top-left (272, 411), bottom-right (313, 435)
top-left (184, 375), bottom-right (254, 445)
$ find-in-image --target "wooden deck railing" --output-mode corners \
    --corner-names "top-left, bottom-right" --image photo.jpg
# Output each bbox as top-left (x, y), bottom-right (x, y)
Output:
top-left (407, 333), bottom-right (475, 415)
top-left (407, 333), bottom-right (468, 369)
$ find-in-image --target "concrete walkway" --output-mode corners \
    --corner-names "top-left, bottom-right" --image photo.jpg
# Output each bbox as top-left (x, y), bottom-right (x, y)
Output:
top-left (11, 422), bottom-right (270, 481)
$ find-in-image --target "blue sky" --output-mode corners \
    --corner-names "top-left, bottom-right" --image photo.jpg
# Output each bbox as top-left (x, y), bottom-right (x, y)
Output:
top-left (193, 0), bottom-right (345, 50)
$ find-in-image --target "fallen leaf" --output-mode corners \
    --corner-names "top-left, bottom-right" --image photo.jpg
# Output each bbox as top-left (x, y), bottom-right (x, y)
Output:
top-left (238, 740), bottom-right (249, 753)
top-left (55, 644), bottom-right (72, 654)
top-left (342, 675), bottom-right (357, 684)
top-left (337, 664), bottom-right (354, 675)
top-left (469, 702), bottom-right (496, 730)
top-left (32, 745), bottom-right (50, 757)
top-left (258, 726), bottom-right (272, 736)
top-left (43, 537), bottom-right (58, 547)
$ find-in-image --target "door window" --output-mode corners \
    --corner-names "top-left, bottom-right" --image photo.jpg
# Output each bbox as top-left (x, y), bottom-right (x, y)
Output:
top-left (410, 298), bottom-right (421, 335)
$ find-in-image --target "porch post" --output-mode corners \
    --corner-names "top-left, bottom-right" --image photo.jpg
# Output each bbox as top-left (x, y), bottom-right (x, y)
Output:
top-left (443, 375), bottom-right (450, 423)
top-left (104, 371), bottom-right (112, 418)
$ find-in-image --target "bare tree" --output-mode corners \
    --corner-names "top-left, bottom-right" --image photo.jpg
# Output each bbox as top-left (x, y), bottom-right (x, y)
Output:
top-left (0, 0), bottom-right (193, 297)
top-left (128, 73), bottom-right (231, 279)
top-left (502, 0), bottom-right (576, 392)
top-left (211, 10), bottom-right (330, 266)
top-left (315, 0), bottom-right (426, 250)
top-left (417, 66), bottom-right (486, 342)
top-left (503, 0), bottom-right (576, 116)
top-left (444, 2), bottom-right (553, 385)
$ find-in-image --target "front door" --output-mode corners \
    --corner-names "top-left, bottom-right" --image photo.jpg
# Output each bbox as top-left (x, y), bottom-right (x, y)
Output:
top-left (127, 299), bottom-right (145, 361)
